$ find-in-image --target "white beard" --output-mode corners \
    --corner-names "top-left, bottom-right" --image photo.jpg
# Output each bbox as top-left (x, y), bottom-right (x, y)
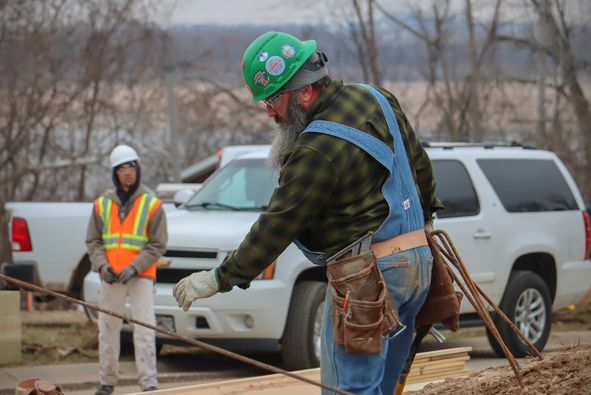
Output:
top-left (267, 94), bottom-right (309, 170)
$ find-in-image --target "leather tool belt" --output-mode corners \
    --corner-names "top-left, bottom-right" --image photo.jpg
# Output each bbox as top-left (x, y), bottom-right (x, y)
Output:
top-left (370, 229), bottom-right (428, 259)
top-left (326, 230), bottom-right (429, 355)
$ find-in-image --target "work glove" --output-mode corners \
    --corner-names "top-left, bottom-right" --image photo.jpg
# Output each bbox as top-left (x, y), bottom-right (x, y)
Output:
top-left (173, 269), bottom-right (220, 311)
top-left (118, 265), bottom-right (137, 284)
top-left (100, 265), bottom-right (118, 284)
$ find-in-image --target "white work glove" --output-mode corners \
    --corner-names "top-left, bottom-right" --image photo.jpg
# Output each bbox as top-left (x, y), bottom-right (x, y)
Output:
top-left (173, 269), bottom-right (220, 311)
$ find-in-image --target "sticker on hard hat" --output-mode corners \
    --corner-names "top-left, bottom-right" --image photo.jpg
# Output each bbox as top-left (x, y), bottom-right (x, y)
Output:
top-left (266, 56), bottom-right (285, 76)
top-left (281, 45), bottom-right (296, 59)
top-left (257, 51), bottom-right (268, 62)
top-left (254, 71), bottom-right (269, 87)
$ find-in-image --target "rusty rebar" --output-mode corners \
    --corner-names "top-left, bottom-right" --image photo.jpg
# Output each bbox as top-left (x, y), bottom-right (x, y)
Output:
top-left (0, 273), bottom-right (352, 395)
top-left (431, 229), bottom-right (547, 387)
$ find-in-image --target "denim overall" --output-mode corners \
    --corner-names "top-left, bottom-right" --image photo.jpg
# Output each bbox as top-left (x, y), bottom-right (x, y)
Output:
top-left (298, 84), bottom-right (433, 395)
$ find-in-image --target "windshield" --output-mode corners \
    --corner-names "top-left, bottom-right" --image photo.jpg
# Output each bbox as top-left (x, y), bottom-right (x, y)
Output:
top-left (185, 158), bottom-right (278, 211)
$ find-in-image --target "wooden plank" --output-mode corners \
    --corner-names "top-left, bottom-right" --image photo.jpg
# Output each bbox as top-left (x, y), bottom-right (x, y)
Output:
top-left (129, 347), bottom-right (472, 395)
top-left (410, 355), bottom-right (470, 368)
top-left (411, 346), bottom-right (472, 359)
top-left (410, 363), bottom-right (467, 377)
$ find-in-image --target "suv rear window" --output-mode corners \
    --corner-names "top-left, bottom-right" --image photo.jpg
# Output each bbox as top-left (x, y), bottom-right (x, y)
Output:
top-left (478, 159), bottom-right (577, 212)
top-left (432, 160), bottom-right (479, 218)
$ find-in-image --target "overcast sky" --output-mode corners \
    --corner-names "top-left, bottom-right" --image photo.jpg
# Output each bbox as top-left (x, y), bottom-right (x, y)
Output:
top-left (154, 0), bottom-right (590, 28)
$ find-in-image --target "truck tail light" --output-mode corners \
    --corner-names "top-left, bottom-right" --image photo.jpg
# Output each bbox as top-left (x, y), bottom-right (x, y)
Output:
top-left (12, 217), bottom-right (32, 252)
top-left (255, 262), bottom-right (276, 280)
top-left (583, 210), bottom-right (590, 260)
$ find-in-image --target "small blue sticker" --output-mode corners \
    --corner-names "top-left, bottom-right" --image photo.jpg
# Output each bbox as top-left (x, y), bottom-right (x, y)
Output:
top-left (258, 51), bottom-right (268, 62)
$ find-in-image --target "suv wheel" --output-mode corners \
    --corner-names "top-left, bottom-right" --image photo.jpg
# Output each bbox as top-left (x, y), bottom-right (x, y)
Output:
top-left (281, 281), bottom-right (326, 371)
top-left (486, 271), bottom-right (551, 357)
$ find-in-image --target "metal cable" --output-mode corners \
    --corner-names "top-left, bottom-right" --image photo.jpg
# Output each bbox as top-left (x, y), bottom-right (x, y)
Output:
top-left (0, 273), bottom-right (352, 395)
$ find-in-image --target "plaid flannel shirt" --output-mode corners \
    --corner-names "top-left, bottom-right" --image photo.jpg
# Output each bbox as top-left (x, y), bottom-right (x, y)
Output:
top-left (217, 79), bottom-right (443, 291)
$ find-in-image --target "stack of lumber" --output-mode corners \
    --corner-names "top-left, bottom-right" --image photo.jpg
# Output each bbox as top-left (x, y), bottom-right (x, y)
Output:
top-left (406, 346), bottom-right (472, 384)
top-left (131, 347), bottom-right (472, 395)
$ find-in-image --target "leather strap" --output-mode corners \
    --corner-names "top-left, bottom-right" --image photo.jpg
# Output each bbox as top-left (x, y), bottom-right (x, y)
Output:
top-left (371, 230), bottom-right (428, 259)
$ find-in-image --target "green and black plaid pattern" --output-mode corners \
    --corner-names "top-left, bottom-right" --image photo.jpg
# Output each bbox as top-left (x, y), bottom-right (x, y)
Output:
top-left (217, 79), bottom-right (443, 291)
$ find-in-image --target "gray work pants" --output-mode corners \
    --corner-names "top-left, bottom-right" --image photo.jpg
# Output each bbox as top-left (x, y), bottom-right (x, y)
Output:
top-left (98, 277), bottom-right (158, 389)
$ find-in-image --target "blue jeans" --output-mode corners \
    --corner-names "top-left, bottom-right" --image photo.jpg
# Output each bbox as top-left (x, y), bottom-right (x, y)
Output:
top-left (320, 245), bottom-right (433, 395)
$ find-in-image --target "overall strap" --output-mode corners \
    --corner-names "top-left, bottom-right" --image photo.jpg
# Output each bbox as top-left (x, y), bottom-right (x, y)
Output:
top-left (298, 84), bottom-right (424, 263)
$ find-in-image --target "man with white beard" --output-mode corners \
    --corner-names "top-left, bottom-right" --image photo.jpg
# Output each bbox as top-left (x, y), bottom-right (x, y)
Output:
top-left (173, 31), bottom-right (443, 395)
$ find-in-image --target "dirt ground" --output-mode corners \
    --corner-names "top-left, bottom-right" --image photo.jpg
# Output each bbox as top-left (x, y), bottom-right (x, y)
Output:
top-left (409, 344), bottom-right (591, 394)
top-left (410, 290), bottom-right (591, 394)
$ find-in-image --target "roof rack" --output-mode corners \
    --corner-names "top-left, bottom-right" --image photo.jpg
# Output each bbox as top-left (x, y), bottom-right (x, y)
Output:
top-left (421, 141), bottom-right (537, 150)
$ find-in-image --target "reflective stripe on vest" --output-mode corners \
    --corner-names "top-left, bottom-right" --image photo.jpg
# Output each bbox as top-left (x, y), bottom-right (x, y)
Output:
top-left (95, 193), bottom-right (161, 278)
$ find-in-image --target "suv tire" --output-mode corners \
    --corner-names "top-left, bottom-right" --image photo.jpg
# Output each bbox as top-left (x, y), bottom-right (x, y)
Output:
top-left (486, 271), bottom-right (551, 357)
top-left (281, 281), bottom-right (326, 371)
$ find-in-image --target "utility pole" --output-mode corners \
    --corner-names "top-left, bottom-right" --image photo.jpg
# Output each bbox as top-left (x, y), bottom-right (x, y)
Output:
top-left (164, 65), bottom-right (181, 182)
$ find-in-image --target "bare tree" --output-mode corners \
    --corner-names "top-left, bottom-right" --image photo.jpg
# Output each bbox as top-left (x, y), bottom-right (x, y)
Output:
top-left (496, 0), bottom-right (591, 201)
top-left (0, 0), bottom-right (168, 202)
top-left (374, 0), bottom-right (504, 141)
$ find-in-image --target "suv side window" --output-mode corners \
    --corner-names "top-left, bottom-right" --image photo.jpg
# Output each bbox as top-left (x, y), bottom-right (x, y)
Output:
top-left (477, 159), bottom-right (578, 212)
top-left (432, 160), bottom-right (480, 218)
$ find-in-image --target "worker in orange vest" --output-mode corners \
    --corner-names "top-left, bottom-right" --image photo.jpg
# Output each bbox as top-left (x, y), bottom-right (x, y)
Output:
top-left (86, 144), bottom-right (168, 395)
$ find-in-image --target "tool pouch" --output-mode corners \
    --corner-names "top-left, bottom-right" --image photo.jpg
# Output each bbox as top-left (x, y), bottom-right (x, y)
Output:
top-left (415, 231), bottom-right (463, 331)
top-left (327, 251), bottom-right (400, 355)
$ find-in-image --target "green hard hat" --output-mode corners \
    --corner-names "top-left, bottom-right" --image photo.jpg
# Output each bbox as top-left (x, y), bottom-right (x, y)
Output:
top-left (242, 31), bottom-right (317, 101)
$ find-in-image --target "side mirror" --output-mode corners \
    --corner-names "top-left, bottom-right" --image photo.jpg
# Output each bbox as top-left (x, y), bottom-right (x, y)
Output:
top-left (173, 189), bottom-right (196, 207)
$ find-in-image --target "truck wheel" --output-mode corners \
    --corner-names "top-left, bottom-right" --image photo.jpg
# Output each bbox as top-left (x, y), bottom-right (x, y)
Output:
top-left (281, 281), bottom-right (326, 371)
top-left (486, 271), bottom-right (552, 357)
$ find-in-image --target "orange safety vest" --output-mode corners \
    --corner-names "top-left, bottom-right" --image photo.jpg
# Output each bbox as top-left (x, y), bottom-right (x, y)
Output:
top-left (95, 193), bottom-right (162, 279)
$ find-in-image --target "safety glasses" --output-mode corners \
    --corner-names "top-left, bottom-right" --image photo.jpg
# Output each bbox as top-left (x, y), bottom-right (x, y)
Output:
top-left (263, 91), bottom-right (284, 110)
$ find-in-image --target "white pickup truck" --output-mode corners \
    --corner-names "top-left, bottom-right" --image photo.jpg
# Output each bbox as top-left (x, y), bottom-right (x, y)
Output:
top-left (5, 202), bottom-right (95, 297)
top-left (3, 189), bottom-right (196, 298)
top-left (75, 143), bottom-right (589, 371)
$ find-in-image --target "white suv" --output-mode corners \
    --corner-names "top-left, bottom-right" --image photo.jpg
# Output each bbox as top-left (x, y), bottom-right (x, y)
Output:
top-left (83, 143), bottom-right (591, 368)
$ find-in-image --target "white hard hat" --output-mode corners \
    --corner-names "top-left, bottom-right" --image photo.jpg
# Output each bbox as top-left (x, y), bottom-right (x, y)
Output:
top-left (110, 144), bottom-right (139, 168)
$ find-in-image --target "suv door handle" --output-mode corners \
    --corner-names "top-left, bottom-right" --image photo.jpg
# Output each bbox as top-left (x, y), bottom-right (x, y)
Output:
top-left (473, 230), bottom-right (492, 239)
